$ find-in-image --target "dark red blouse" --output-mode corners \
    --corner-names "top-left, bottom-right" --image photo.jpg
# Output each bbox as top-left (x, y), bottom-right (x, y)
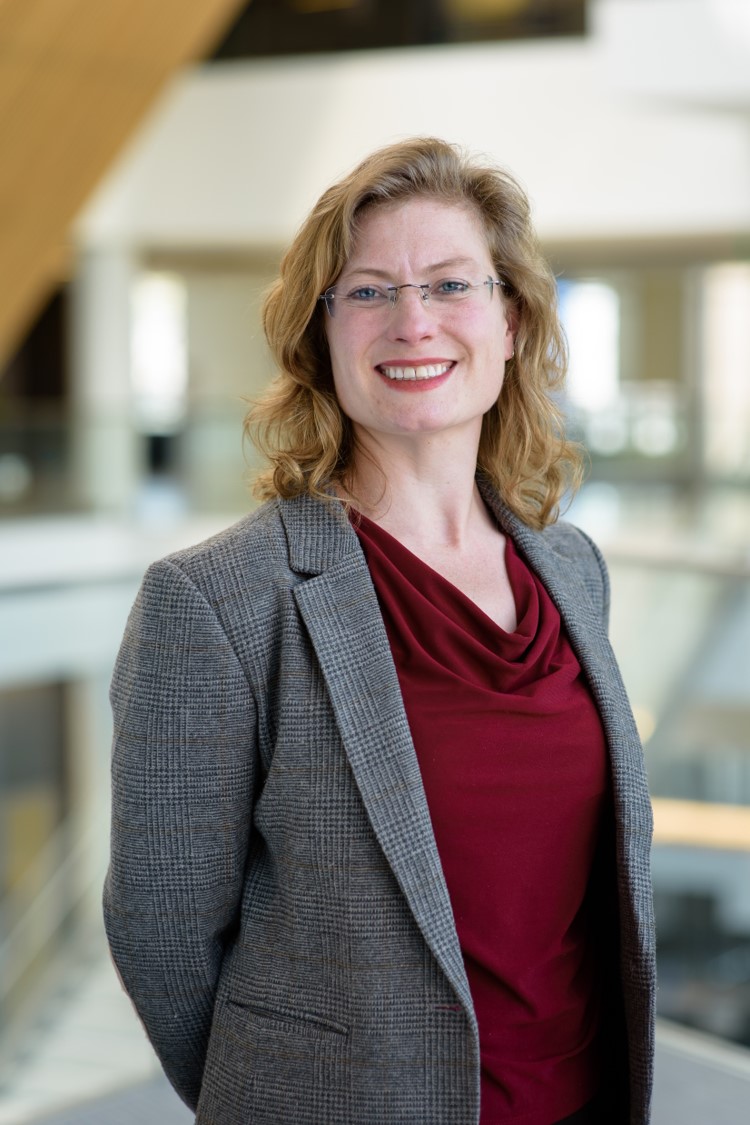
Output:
top-left (353, 513), bottom-right (611, 1125)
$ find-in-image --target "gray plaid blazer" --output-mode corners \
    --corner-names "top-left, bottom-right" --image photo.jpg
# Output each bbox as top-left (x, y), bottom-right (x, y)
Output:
top-left (104, 481), bottom-right (655, 1125)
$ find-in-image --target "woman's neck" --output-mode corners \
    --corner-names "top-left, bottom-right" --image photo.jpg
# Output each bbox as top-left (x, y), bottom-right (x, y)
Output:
top-left (344, 430), bottom-right (490, 550)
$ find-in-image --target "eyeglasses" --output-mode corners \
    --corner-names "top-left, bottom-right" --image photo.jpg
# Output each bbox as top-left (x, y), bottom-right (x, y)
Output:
top-left (318, 275), bottom-right (506, 317)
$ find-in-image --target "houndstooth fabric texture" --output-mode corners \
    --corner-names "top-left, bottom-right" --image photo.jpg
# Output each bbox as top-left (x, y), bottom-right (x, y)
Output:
top-left (104, 481), bottom-right (655, 1125)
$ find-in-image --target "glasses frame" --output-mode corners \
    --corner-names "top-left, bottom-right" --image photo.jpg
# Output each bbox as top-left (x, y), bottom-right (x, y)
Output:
top-left (318, 275), bottom-right (506, 318)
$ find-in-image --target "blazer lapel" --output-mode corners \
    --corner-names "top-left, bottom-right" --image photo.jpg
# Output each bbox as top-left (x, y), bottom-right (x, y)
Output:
top-left (279, 496), bottom-right (474, 1018)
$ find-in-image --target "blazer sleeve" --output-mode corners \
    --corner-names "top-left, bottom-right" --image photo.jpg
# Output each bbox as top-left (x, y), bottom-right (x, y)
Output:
top-left (103, 558), bottom-right (258, 1109)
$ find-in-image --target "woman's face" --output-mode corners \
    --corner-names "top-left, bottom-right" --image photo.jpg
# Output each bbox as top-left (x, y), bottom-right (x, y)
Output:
top-left (324, 196), bottom-right (515, 454)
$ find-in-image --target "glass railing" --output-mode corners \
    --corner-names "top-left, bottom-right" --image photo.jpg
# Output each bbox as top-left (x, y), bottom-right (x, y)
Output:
top-left (603, 540), bottom-right (750, 1047)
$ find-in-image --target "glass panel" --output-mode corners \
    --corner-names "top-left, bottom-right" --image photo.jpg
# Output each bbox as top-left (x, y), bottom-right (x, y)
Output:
top-left (559, 267), bottom-right (689, 474)
top-left (702, 263), bottom-right (750, 480)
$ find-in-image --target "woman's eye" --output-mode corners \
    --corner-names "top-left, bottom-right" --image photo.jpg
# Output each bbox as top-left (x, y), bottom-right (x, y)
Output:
top-left (347, 285), bottom-right (386, 303)
top-left (434, 278), bottom-right (471, 298)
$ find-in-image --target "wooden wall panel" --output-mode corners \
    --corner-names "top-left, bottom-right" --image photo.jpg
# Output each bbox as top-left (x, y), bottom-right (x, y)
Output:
top-left (0, 0), bottom-right (246, 369)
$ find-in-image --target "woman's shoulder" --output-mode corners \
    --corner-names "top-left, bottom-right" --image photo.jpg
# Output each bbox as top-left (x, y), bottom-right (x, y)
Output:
top-left (117, 501), bottom-right (306, 662)
top-left (132, 499), bottom-right (297, 623)
top-left (140, 491), bottom-right (358, 609)
top-left (161, 498), bottom-right (288, 577)
top-left (125, 493), bottom-right (362, 651)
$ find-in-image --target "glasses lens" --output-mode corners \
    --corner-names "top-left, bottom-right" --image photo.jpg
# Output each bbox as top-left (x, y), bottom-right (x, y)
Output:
top-left (340, 284), bottom-right (390, 312)
top-left (430, 279), bottom-right (476, 303)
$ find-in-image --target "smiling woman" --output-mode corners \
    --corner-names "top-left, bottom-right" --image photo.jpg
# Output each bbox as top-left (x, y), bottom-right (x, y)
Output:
top-left (253, 139), bottom-right (577, 530)
top-left (104, 138), bottom-right (656, 1125)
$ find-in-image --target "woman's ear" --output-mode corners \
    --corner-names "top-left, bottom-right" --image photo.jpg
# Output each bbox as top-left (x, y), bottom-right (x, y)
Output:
top-left (504, 305), bottom-right (518, 361)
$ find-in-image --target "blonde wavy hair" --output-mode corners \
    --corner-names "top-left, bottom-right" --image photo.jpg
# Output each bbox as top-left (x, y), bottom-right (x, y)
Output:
top-left (247, 136), bottom-right (582, 529)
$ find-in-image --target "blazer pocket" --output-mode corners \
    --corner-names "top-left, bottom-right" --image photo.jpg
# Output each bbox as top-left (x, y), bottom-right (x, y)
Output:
top-left (198, 996), bottom-right (350, 1124)
top-left (225, 997), bottom-right (349, 1040)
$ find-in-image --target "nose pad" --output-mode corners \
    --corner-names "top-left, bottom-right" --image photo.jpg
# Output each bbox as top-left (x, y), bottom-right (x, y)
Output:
top-left (390, 283), bottom-right (430, 308)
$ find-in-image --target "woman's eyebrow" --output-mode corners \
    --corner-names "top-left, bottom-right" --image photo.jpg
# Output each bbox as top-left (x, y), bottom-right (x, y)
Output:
top-left (427, 257), bottom-right (481, 273)
top-left (342, 257), bottom-right (481, 280)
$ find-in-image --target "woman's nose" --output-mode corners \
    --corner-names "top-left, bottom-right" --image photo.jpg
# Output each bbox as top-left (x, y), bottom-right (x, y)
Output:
top-left (386, 287), bottom-right (436, 341)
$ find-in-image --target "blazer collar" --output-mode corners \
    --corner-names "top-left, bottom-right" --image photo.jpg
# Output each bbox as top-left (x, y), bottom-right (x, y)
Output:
top-left (277, 483), bottom-right (595, 596)
top-left (277, 492), bottom-right (359, 575)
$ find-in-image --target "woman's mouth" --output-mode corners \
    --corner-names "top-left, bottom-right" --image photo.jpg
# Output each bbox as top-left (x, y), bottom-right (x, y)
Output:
top-left (377, 361), bottom-right (454, 382)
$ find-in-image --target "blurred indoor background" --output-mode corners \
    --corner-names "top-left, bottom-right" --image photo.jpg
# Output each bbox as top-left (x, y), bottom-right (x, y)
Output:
top-left (1, 1), bottom-right (749, 1122)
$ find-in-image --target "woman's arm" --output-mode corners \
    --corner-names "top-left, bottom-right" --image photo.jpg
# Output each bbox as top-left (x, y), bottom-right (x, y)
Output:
top-left (103, 558), bottom-right (258, 1109)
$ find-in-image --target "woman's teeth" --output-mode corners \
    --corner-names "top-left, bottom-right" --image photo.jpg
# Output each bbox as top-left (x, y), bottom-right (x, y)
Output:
top-left (379, 362), bottom-right (452, 381)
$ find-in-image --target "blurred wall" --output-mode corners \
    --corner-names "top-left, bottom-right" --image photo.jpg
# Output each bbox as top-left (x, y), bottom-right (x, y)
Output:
top-left (76, 31), bottom-right (750, 253)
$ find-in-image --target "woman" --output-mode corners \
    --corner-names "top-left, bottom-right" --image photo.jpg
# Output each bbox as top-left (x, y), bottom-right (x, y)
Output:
top-left (104, 137), bottom-right (655, 1125)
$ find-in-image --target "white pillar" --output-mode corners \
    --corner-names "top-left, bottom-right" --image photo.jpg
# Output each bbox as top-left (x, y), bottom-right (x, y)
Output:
top-left (69, 247), bottom-right (141, 512)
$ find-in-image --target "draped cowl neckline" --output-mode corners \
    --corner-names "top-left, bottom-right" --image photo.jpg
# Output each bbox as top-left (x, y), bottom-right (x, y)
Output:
top-left (352, 510), bottom-right (580, 701)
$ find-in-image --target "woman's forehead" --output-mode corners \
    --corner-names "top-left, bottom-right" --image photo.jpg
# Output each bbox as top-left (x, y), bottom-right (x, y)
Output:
top-left (345, 196), bottom-right (491, 272)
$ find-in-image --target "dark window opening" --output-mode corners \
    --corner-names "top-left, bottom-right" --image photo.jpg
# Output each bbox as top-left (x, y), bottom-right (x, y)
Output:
top-left (211, 0), bottom-right (587, 61)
